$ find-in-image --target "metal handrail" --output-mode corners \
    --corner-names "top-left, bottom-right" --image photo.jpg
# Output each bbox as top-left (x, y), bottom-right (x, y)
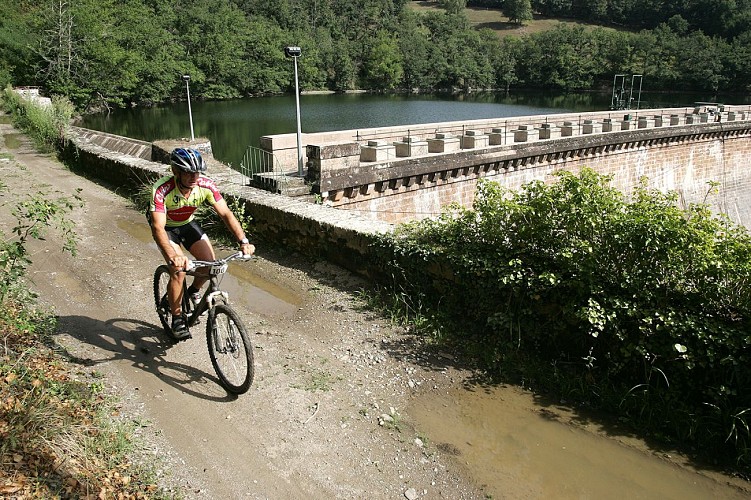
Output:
top-left (239, 146), bottom-right (289, 193)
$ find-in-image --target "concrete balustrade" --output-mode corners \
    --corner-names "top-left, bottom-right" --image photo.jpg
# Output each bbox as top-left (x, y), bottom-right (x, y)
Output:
top-left (303, 105), bottom-right (751, 173)
top-left (261, 105), bottom-right (751, 173)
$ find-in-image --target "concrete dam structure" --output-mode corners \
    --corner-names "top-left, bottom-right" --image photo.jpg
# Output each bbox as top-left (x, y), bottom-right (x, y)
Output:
top-left (259, 104), bottom-right (751, 227)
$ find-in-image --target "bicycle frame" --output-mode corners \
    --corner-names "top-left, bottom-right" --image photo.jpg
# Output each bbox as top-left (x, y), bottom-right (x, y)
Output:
top-left (182, 252), bottom-right (248, 327)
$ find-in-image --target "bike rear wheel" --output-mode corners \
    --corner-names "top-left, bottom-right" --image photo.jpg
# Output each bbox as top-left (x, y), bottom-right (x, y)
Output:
top-left (153, 265), bottom-right (172, 335)
top-left (207, 304), bottom-right (254, 394)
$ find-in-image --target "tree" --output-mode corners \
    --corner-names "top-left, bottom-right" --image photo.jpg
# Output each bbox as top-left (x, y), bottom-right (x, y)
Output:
top-left (503, 0), bottom-right (533, 25)
top-left (363, 30), bottom-right (404, 89)
top-left (438, 0), bottom-right (467, 15)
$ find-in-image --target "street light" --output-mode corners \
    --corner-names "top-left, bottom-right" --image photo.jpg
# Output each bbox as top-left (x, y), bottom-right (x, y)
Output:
top-left (284, 46), bottom-right (303, 176)
top-left (182, 74), bottom-right (195, 142)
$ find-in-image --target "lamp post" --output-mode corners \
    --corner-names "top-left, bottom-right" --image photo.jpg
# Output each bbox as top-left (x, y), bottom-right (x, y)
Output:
top-left (284, 46), bottom-right (303, 176)
top-left (182, 74), bottom-right (195, 142)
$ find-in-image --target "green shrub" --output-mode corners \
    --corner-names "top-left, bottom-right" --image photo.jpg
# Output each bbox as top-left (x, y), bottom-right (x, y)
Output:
top-left (375, 168), bottom-right (751, 468)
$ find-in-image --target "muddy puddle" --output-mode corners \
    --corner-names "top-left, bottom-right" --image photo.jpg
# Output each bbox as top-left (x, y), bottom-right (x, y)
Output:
top-left (116, 218), bottom-right (302, 319)
top-left (411, 385), bottom-right (750, 499)
top-left (4, 133), bottom-right (22, 149)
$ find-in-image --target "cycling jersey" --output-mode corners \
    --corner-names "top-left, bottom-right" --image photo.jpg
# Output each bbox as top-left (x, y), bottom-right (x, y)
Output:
top-left (149, 175), bottom-right (223, 227)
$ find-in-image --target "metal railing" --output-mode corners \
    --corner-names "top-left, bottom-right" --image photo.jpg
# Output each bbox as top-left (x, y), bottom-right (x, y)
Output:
top-left (239, 146), bottom-right (289, 193)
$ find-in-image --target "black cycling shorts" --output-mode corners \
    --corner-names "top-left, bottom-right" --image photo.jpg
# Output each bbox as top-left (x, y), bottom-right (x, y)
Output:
top-left (147, 211), bottom-right (206, 249)
top-left (165, 221), bottom-right (206, 249)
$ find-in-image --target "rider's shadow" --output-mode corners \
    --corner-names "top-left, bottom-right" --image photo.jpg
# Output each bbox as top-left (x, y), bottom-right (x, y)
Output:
top-left (54, 315), bottom-right (238, 402)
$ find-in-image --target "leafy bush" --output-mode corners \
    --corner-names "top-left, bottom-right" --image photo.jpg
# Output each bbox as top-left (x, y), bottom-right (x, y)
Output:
top-left (375, 168), bottom-right (751, 468)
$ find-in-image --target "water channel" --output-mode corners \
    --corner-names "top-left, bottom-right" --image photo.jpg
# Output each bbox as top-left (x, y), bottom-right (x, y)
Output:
top-left (79, 90), bottom-right (751, 498)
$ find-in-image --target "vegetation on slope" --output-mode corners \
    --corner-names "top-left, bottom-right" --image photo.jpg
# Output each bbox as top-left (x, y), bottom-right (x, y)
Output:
top-left (0, 90), bottom-right (172, 498)
top-left (373, 169), bottom-right (751, 472)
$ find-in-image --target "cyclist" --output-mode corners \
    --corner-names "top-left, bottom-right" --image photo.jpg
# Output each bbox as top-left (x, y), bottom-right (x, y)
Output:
top-left (148, 147), bottom-right (255, 340)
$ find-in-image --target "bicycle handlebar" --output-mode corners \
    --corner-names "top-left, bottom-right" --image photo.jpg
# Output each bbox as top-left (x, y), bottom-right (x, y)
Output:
top-left (184, 252), bottom-right (253, 272)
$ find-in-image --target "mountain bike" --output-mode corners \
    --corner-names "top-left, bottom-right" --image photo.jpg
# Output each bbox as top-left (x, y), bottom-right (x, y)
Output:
top-left (153, 252), bottom-right (254, 394)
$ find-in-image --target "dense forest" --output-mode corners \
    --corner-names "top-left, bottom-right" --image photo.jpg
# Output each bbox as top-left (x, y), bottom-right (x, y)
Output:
top-left (0, 0), bottom-right (748, 111)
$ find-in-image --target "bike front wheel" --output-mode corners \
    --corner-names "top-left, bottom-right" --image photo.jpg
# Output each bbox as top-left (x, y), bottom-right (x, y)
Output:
top-left (207, 304), bottom-right (254, 394)
top-left (153, 265), bottom-right (172, 335)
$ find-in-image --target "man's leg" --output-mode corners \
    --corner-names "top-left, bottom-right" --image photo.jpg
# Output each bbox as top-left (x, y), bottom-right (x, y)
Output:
top-left (187, 236), bottom-right (216, 291)
top-left (166, 242), bottom-right (187, 317)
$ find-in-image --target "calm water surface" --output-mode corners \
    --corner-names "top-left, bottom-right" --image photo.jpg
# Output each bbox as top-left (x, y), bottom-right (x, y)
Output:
top-left (76, 91), bottom-right (730, 168)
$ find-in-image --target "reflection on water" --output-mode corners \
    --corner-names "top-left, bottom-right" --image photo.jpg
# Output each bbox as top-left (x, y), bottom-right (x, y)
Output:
top-left (411, 385), bottom-right (750, 499)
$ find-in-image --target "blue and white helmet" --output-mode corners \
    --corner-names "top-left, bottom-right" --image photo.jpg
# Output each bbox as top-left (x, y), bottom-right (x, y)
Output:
top-left (170, 147), bottom-right (206, 173)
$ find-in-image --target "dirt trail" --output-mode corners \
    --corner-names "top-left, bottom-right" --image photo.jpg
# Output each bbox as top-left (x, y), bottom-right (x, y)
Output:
top-left (0, 121), bottom-right (482, 498)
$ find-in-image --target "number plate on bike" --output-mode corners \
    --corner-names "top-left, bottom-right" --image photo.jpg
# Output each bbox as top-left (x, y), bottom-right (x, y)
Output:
top-left (211, 264), bottom-right (228, 275)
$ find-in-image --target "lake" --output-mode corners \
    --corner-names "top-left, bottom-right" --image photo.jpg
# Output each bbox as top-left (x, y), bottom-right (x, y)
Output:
top-left (76, 90), bottom-right (738, 168)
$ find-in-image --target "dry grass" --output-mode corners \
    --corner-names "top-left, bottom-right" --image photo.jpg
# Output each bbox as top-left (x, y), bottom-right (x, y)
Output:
top-left (408, 0), bottom-right (622, 37)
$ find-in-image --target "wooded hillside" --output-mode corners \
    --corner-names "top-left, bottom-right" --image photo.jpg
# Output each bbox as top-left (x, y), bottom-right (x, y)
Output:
top-left (0, 0), bottom-right (748, 111)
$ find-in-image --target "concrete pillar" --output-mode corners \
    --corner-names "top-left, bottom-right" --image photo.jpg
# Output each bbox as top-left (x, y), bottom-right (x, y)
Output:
top-left (582, 119), bottom-right (601, 134)
top-left (488, 128), bottom-right (506, 145)
top-left (653, 115), bottom-right (663, 127)
top-left (306, 142), bottom-right (361, 181)
top-left (637, 117), bottom-right (654, 129)
top-left (602, 119), bottom-right (613, 132)
top-left (670, 115), bottom-right (680, 125)
top-left (561, 121), bottom-right (575, 137)
top-left (727, 111), bottom-right (736, 121)
top-left (394, 136), bottom-right (428, 157)
top-left (427, 133), bottom-right (461, 153)
top-left (699, 113), bottom-right (709, 123)
top-left (513, 125), bottom-right (536, 142)
top-left (685, 114), bottom-right (695, 124)
top-left (538, 123), bottom-right (560, 139)
top-left (461, 130), bottom-right (489, 149)
top-left (620, 119), bottom-right (631, 130)
top-left (360, 140), bottom-right (396, 162)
